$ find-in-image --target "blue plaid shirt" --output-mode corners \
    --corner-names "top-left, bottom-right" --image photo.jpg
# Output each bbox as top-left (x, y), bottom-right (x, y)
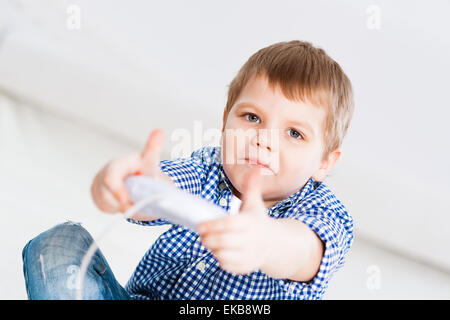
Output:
top-left (125, 146), bottom-right (353, 300)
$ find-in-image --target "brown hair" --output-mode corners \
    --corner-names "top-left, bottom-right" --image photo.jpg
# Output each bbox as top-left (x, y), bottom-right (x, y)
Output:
top-left (222, 40), bottom-right (354, 160)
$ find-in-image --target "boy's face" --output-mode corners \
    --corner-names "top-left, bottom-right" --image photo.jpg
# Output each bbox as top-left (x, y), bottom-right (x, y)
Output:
top-left (221, 75), bottom-right (339, 208)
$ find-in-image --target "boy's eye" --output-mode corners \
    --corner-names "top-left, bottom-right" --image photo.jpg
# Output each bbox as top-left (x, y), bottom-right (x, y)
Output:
top-left (242, 113), bottom-right (303, 140)
top-left (244, 113), bottom-right (260, 123)
top-left (287, 128), bottom-right (303, 140)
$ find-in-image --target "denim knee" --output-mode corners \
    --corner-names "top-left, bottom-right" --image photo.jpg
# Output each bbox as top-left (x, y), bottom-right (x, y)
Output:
top-left (22, 221), bottom-right (97, 299)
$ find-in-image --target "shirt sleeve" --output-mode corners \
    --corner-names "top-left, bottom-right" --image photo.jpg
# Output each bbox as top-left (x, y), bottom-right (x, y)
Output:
top-left (126, 147), bottom-right (210, 227)
top-left (280, 204), bottom-right (354, 299)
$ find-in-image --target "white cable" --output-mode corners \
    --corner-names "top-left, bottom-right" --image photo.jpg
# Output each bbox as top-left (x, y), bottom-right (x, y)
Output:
top-left (75, 193), bottom-right (164, 300)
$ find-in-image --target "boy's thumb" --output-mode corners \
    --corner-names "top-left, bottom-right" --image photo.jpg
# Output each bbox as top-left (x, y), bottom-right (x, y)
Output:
top-left (240, 166), bottom-right (264, 213)
top-left (140, 128), bottom-right (165, 176)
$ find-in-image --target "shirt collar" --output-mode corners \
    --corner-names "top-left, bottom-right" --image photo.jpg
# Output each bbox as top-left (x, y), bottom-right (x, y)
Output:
top-left (218, 164), bottom-right (235, 192)
top-left (273, 177), bottom-right (317, 210)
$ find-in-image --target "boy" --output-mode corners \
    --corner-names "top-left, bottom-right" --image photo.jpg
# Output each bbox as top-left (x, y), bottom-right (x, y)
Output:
top-left (22, 40), bottom-right (354, 299)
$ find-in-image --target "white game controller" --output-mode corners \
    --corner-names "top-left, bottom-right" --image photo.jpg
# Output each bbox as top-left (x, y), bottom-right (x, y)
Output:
top-left (77, 174), bottom-right (243, 299)
top-left (124, 175), bottom-right (242, 231)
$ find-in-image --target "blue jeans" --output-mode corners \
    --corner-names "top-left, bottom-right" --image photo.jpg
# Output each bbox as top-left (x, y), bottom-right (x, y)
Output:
top-left (22, 221), bottom-right (131, 300)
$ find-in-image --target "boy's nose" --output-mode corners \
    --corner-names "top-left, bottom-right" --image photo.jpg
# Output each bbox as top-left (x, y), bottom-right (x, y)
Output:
top-left (253, 128), bottom-right (278, 152)
top-left (256, 140), bottom-right (271, 152)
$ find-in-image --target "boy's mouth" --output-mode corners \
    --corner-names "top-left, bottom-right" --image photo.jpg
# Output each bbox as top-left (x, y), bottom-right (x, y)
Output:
top-left (236, 157), bottom-right (275, 176)
top-left (244, 158), bottom-right (270, 169)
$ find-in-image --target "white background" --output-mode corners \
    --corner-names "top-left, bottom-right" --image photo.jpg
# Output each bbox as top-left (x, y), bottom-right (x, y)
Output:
top-left (0, 0), bottom-right (449, 299)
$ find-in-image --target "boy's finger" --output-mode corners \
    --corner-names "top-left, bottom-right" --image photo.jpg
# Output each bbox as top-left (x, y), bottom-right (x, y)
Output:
top-left (105, 153), bottom-right (142, 182)
top-left (98, 185), bottom-right (122, 213)
top-left (141, 128), bottom-right (165, 176)
top-left (200, 232), bottom-right (244, 251)
top-left (240, 166), bottom-right (264, 212)
top-left (103, 178), bottom-right (132, 209)
top-left (197, 216), bottom-right (244, 235)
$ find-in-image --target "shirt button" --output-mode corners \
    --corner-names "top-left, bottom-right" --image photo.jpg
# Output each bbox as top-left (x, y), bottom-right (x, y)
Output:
top-left (196, 261), bottom-right (206, 271)
top-left (219, 198), bottom-right (227, 207)
top-left (218, 181), bottom-right (227, 191)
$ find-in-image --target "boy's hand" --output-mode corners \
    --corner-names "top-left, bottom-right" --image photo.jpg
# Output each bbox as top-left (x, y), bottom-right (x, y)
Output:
top-left (90, 128), bottom-right (169, 215)
top-left (198, 167), bottom-right (275, 275)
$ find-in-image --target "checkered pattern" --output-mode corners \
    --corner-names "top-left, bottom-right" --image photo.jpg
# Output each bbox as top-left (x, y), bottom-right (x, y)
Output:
top-left (125, 146), bottom-right (353, 300)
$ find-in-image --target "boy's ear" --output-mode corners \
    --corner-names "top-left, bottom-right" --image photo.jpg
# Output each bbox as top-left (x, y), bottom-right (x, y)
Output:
top-left (312, 149), bottom-right (341, 182)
